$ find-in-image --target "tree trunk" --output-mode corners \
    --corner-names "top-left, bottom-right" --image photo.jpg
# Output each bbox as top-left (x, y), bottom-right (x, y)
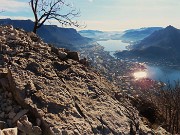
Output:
top-left (33, 25), bottom-right (37, 34)
top-left (33, 22), bottom-right (38, 33)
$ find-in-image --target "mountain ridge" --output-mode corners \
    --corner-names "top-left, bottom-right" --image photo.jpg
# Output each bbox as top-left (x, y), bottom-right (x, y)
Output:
top-left (0, 18), bottom-right (92, 50)
top-left (121, 27), bottom-right (163, 42)
top-left (116, 25), bottom-right (180, 64)
top-left (132, 25), bottom-right (180, 49)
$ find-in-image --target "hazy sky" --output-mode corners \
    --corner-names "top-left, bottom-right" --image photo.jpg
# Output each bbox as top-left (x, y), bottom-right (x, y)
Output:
top-left (0, 0), bottom-right (180, 31)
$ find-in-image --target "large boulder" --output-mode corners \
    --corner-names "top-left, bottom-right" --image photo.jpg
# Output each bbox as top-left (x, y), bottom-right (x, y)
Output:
top-left (67, 51), bottom-right (79, 61)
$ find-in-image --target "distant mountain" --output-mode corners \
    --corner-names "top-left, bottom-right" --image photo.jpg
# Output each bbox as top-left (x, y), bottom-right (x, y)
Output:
top-left (132, 25), bottom-right (180, 50)
top-left (120, 27), bottom-right (163, 42)
top-left (78, 30), bottom-right (122, 41)
top-left (0, 18), bottom-right (92, 50)
top-left (78, 30), bottom-right (104, 40)
top-left (79, 30), bottom-right (104, 36)
top-left (115, 26), bottom-right (180, 64)
top-left (79, 27), bottom-right (163, 42)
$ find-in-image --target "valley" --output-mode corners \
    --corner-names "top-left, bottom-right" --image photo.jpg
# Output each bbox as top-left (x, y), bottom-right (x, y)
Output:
top-left (2, 18), bottom-right (179, 85)
top-left (1, 0), bottom-right (180, 134)
top-left (79, 27), bottom-right (180, 85)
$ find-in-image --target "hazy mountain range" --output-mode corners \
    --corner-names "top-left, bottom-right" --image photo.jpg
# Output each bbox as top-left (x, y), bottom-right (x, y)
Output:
top-left (0, 19), bottom-right (92, 50)
top-left (2, 18), bottom-right (179, 65)
top-left (120, 27), bottom-right (163, 42)
top-left (115, 25), bottom-right (180, 64)
top-left (79, 27), bottom-right (163, 42)
top-left (78, 30), bottom-right (123, 41)
top-left (132, 25), bottom-right (180, 50)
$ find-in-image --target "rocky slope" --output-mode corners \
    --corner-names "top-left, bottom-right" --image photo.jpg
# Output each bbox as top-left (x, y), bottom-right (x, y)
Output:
top-left (0, 25), bottom-right (170, 135)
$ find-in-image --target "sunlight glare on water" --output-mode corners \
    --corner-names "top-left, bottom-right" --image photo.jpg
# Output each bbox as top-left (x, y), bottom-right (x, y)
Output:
top-left (133, 71), bottom-right (147, 80)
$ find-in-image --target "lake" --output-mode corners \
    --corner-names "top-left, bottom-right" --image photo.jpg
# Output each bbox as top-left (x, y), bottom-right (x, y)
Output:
top-left (146, 65), bottom-right (180, 84)
top-left (97, 39), bottom-right (180, 84)
top-left (97, 40), bottom-right (129, 56)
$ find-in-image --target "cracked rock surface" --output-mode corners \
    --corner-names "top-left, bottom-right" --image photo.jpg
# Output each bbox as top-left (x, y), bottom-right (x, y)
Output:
top-left (0, 25), bottom-right (170, 135)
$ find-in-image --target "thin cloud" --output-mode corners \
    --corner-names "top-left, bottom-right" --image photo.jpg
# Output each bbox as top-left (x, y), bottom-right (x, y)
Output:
top-left (0, 16), bottom-right (33, 21)
top-left (80, 20), bottom-right (122, 31)
top-left (0, 0), bottom-right (29, 12)
top-left (88, 0), bottom-right (94, 2)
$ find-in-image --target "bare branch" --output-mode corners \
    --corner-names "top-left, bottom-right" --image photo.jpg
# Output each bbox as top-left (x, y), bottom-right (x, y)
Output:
top-left (30, 0), bottom-right (82, 33)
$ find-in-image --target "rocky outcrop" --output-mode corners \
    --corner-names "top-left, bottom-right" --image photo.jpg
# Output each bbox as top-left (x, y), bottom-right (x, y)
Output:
top-left (17, 115), bottom-right (42, 135)
top-left (0, 128), bottom-right (17, 135)
top-left (0, 25), bottom-right (170, 135)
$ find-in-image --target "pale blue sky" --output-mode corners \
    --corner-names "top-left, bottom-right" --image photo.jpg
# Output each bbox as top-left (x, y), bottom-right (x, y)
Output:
top-left (0, 0), bottom-right (180, 31)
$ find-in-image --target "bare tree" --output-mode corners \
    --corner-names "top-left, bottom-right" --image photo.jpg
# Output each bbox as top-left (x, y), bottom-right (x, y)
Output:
top-left (133, 80), bottom-right (180, 134)
top-left (29, 0), bottom-right (81, 33)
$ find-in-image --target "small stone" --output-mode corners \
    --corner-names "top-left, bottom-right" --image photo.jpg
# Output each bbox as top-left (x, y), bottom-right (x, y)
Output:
top-left (62, 130), bottom-right (68, 135)
top-left (8, 111), bottom-right (16, 119)
top-left (36, 118), bottom-right (41, 127)
top-left (33, 126), bottom-right (42, 135)
top-left (0, 88), bottom-right (3, 93)
top-left (7, 92), bottom-right (12, 98)
top-left (67, 51), bottom-right (79, 61)
top-left (13, 106), bottom-right (21, 113)
top-left (0, 121), bottom-right (6, 129)
top-left (17, 115), bottom-right (42, 135)
top-left (1, 99), bottom-right (7, 104)
top-left (1, 102), bottom-right (8, 110)
top-left (7, 34), bottom-right (16, 40)
top-left (74, 129), bottom-right (80, 134)
top-left (18, 131), bottom-right (26, 135)
top-left (5, 106), bottom-right (12, 113)
top-left (0, 112), bottom-right (5, 118)
top-left (6, 99), bottom-right (13, 105)
top-left (4, 91), bottom-right (9, 98)
top-left (7, 25), bottom-right (14, 31)
top-left (12, 110), bottom-right (28, 124)
top-left (4, 114), bottom-right (9, 119)
top-left (58, 51), bottom-right (67, 60)
top-left (50, 127), bottom-right (61, 134)
top-left (7, 119), bottom-right (12, 127)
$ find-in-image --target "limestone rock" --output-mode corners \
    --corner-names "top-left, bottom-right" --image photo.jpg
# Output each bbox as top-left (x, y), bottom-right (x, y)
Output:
top-left (67, 51), bottom-right (79, 61)
top-left (0, 112), bottom-right (5, 119)
top-left (58, 51), bottom-right (67, 60)
top-left (0, 121), bottom-right (6, 130)
top-left (36, 118), bottom-right (41, 127)
top-left (17, 115), bottom-right (42, 135)
top-left (8, 111), bottom-right (16, 119)
top-left (0, 68), bottom-right (8, 78)
top-left (12, 110), bottom-right (28, 124)
top-left (0, 127), bottom-right (17, 135)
